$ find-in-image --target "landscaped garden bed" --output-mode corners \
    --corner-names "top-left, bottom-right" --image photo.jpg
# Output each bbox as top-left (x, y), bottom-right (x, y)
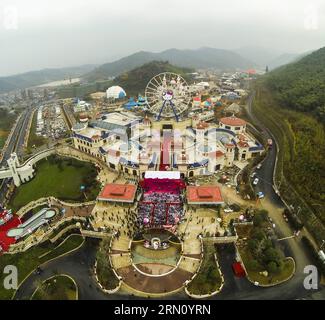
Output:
top-left (31, 275), bottom-right (77, 300)
top-left (186, 243), bottom-right (222, 296)
top-left (95, 238), bottom-right (120, 291)
top-left (236, 210), bottom-right (295, 286)
top-left (0, 234), bottom-right (84, 300)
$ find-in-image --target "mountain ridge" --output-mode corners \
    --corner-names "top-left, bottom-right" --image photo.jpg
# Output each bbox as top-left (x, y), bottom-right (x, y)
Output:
top-left (85, 47), bottom-right (256, 81)
top-left (0, 64), bottom-right (97, 94)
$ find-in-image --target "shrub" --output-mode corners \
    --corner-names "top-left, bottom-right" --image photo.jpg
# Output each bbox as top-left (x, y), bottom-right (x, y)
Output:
top-left (247, 259), bottom-right (260, 271)
top-left (267, 261), bottom-right (278, 274)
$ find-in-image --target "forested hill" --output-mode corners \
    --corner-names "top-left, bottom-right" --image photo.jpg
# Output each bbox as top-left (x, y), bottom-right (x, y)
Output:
top-left (262, 47), bottom-right (325, 123)
top-left (111, 61), bottom-right (194, 96)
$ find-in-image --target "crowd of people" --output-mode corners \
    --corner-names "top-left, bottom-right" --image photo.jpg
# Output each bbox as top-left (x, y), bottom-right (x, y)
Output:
top-left (138, 191), bottom-right (184, 227)
top-left (142, 191), bottom-right (181, 203)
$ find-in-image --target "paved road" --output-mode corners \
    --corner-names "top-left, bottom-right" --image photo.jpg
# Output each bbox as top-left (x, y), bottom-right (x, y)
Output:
top-left (14, 239), bottom-right (324, 300)
top-left (0, 113), bottom-right (24, 167)
top-left (244, 91), bottom-right (325, 298)
top-left (14, 239), bottom-right (134, 301)
top-left (245, 92), bottom-right (281, 206)
top-left (0, 105), bottom-right (34, 167)
top-left (0, 106), bottom-right (34, 202)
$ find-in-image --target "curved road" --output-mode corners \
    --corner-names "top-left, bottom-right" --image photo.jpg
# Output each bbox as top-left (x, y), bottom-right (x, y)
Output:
top-left (245, 91), bottom-right (324, 298)
top-left (14, 238), bottom-right (323, 300)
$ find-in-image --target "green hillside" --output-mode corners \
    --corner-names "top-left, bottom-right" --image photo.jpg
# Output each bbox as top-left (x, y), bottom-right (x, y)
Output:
top-left (263, 47), bottom-right (325, 122)
top-left (57, 61), bottom-right (193, 99)
top-left (253, 47), bottom-right (325, 244)
top-left (111, 61), bottom-right (194, 96)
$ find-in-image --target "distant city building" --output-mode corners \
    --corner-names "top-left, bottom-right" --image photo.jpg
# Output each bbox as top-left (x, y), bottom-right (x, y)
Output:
top-left (74, 100), bottom-right (91, 113)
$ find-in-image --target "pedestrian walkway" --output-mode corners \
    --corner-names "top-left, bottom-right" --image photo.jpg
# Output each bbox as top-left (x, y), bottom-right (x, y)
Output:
top-left (111, 253), bottom-right (132, 269)
top-left (111, 236), bottom-right (131, 252)
top-left (178, 256), bottom-right (200, 273)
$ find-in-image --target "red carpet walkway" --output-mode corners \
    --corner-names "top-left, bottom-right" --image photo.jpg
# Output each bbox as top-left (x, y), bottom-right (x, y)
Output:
top-left (160, 131), bottom-right (172, 171)
top-left (0, 215), bottom-right (21, 252)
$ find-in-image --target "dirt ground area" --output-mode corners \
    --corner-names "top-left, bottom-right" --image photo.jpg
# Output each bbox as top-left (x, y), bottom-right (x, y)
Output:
top-left (117, 265), bottom-right (192, 293)
top-left (136, 263), bottom-right (174, 275)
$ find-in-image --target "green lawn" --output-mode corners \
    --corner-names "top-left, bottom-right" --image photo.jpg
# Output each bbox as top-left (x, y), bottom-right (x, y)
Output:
top-left (0, 135), bottom-right (6, 149)
top-left (0, 234), bottom-right (84, 300)
top-left (40, 234), bottom-right (85, 261)
top-left (31, 275), bottom-right (77, 300)
top-left (187, 243), bottom-right (222, 295)
top-left (239, 246), bottom-right (295, 285)
top-left (9, 156), bottom-right (100, 211)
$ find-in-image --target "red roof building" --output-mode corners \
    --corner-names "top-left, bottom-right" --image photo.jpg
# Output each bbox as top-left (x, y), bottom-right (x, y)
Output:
top-left (238, 141), bottom-right (249, 148)
top-left (220, 116), bottom-right (246, 127)
top-left (98, 184), bottom-right (137, 203)
top-left (187, 185), bottom-right (224, 205)
top-left (108, 150), bottom-right (120, 157)
top-left (215, 150), bottom-right (225, 158)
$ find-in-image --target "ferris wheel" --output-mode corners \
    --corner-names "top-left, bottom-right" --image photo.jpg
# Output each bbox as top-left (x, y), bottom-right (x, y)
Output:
top-left (145, 72), bottom-right (190, 122)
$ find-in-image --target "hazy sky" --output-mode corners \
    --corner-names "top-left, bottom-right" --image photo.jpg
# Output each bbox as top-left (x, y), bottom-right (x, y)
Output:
top-left (0, 0), bottom-right (325, 76)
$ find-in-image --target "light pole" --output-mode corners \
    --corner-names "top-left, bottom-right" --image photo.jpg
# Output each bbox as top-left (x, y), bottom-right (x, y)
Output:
top-left (297, 206), bottom-right (301, 216)
top-left (321, 240), bottom-right (325, 251)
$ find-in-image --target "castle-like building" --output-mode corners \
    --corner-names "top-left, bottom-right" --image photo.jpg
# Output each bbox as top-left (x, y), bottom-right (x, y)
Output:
top-left (72, 111), bottom-right (264, 179)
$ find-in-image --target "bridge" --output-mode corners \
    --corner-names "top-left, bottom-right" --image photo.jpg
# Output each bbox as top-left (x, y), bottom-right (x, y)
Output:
top-left (0, 148), bottom-right (56, 187)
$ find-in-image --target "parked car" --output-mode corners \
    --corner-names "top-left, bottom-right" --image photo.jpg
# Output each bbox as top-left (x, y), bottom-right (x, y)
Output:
top-left (256, 163), bottom-right (262, 170)
top-left (253, 178), bottom-right (259, 185)
top-left (250, 172), bottom-right (257, 178)
top-left (256, 191), bottom-right (265, 199)
top-left (223, 207), bottom-right (234, 213)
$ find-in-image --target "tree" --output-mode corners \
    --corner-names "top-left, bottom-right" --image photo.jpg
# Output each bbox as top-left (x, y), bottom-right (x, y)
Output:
top-left (253, 214), bottom-right (264, 227)
top-left (267, 261), bottom-right (278, 274)
top-left (248, 239), bottom-right (259, 252)
top-left (251, 229), bottom-right (266, 241)
top-left (263, 247), bottom-right (280, 265)
top-left (247, 259), bottom-right (259, 272)
top-left (258, 210), bottom-right (269, 221)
